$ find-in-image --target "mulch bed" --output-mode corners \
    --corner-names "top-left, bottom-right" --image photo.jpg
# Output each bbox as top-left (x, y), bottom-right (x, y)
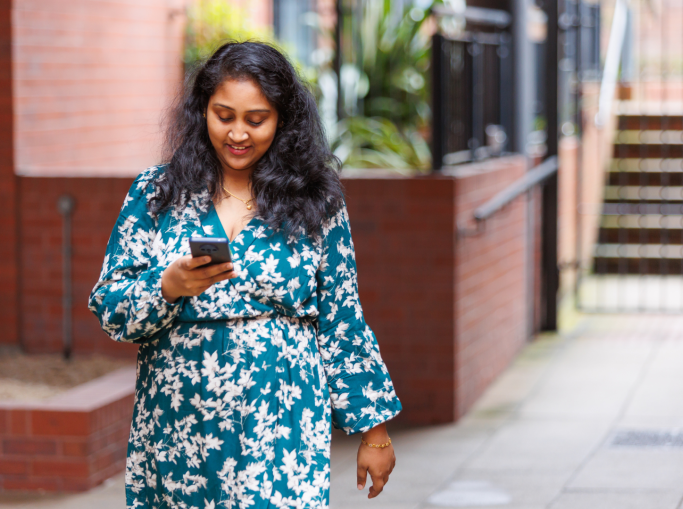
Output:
top-left (0, 349), bottom-right (134, 401)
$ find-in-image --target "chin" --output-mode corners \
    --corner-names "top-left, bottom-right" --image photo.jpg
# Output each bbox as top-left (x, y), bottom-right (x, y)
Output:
top-left (225, 159), bottom-right (254, 171)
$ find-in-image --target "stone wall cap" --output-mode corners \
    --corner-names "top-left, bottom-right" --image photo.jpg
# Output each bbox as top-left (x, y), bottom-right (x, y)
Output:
top-left (0, 366), bottom-right (136, 412)
top-left (341, 154), bottom-right (524, 180)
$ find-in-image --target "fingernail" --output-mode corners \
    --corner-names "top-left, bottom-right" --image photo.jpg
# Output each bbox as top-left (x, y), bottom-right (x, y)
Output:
top-left (357, 484), bottom-right (363, 490)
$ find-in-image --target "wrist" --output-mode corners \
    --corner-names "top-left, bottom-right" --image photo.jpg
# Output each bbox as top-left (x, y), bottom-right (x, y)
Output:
top-left (361, 423), bottom-right (389, 441)
top-left (161, 273), bottom-right (180, 304)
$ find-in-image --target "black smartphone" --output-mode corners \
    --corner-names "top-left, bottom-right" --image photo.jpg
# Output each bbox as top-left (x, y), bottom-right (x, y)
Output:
top-left (189, 237), bottom-right (232, 266)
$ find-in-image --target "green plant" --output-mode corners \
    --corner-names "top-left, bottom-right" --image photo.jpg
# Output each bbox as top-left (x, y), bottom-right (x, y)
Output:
top-left (357, 0), bottom-right (435, 130)
top-left (333, 116), bottom-right (431, 171)
top-left (184, 0), bottom-right (274, 66)
top-left (330, 0), bottom-right (437, 170)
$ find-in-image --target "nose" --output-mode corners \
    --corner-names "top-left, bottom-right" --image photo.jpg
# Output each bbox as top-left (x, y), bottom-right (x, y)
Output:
top-left (229, 125), bottom-right (249, 144)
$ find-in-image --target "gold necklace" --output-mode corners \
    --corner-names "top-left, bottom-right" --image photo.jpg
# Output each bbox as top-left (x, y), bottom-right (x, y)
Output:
top-left (222, 184), bottom-right (255, 210)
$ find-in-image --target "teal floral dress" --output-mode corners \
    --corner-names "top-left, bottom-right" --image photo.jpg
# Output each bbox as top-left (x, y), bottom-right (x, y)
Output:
top-left (88, 166), bottom-right (402, 509)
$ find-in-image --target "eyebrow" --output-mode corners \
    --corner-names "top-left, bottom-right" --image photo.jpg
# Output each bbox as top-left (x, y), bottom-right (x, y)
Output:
top-left (214, 104), bottom-right (271, 113)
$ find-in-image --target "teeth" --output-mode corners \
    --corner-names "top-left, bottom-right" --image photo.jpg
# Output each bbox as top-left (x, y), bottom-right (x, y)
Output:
top-left (230, 145), bottom-right (247, 150)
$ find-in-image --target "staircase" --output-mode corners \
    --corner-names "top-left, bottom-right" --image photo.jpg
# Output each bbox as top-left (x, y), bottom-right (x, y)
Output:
top-left (593, 110), bottom-right (683, 275)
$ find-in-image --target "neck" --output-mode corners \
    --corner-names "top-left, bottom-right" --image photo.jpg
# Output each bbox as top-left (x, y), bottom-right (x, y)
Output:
top-left (221, 166), bottom-right (253, 194)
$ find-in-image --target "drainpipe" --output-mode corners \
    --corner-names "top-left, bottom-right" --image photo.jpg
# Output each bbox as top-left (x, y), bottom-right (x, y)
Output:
top-left (57, 195), bottom-right (76, 359)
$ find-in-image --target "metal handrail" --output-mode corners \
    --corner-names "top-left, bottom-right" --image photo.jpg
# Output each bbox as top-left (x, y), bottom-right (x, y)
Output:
top-left (457, 156), bottom-right (558, 237)
top-left (474, 156), bottom-right (558, 221)
top-left (596, 0), bottom-right (629, 127)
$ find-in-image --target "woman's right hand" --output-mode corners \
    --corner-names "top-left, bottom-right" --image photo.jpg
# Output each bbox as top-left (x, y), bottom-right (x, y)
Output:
top-left (161, 255), bottom-right (237, 303)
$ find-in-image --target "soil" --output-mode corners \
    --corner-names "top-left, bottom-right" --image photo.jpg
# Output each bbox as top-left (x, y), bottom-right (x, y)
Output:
top-left (0, 349), bottom-right (134, 402)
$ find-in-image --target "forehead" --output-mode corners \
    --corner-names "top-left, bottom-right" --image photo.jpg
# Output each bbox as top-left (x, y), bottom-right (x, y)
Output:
top-left (209, 78), bottom-right (272, 109)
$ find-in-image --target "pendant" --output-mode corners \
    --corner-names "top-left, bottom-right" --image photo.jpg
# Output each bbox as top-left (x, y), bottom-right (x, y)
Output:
top-left (247, 204), bottom-right (252, 210)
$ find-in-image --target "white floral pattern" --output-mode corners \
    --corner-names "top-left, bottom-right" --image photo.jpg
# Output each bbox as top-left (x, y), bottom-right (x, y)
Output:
top-left (89, 166), bottom-right (402, 509)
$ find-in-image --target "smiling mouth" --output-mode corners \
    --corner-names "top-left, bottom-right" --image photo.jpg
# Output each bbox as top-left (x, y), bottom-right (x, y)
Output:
top-left (226, 143), bottom-right (252, 156)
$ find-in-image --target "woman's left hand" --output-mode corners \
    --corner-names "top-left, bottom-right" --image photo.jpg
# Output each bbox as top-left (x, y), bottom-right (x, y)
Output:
top-left (356, 423), bottom-right (396, 499)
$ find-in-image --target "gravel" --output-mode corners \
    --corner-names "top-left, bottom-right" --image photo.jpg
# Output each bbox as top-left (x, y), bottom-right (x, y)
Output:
top-left (0, 349), bottom-right (134, 402)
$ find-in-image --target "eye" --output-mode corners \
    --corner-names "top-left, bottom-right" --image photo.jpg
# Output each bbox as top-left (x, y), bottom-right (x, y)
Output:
top-left (219, 117), bottom-right (233, 123)
top-left (249, 120), bottom-right (264, 126)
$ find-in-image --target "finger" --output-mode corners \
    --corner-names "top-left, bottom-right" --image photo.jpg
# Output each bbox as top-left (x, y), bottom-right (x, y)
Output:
top-left (208, 271), bottom-right (235, 285)
top-left (188, 269), bottom-right (234, 291)
top-left (356, 465), bottom-right (368, 491)
top-left (184, 255), bottom-right (212, 270)
top-left (194, 262), bottom-right (234, 279)
top-left (368, 471), bottom-right (385, 499)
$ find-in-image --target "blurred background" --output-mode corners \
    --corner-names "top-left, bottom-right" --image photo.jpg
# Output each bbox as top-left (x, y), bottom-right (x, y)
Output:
top-left (1, 0), bottom-right (683, 507)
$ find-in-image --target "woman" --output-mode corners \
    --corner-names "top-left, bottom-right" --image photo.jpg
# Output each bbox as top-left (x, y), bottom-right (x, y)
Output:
top-left (89, 41), bottom-right (402, 508)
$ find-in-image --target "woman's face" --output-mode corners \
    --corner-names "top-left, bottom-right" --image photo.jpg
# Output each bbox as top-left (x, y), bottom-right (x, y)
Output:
top-left (206, 78), bottom-right (279, 175)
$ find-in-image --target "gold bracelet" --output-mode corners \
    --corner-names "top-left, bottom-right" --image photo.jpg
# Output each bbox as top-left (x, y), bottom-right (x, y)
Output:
top-left (361, 437), bottom-right (392, 449)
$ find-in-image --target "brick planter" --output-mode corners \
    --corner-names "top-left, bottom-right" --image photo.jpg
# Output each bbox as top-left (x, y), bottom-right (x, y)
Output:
top-left (343, 155), bottom-right (529, 423)
top-left (0, 367), bottom-right (135, 492)
top-left (2, 156), bottom-right (530, 434)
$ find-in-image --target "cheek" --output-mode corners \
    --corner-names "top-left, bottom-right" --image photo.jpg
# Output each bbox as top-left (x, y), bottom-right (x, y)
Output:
top-left (207, 123), bottom-right (225, 144)
top-left (255, 126), bottom-right (278, 151)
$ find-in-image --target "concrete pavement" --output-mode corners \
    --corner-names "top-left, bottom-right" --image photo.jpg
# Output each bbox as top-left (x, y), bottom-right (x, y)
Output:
top-left (2, 314), bottom-right (683, 508)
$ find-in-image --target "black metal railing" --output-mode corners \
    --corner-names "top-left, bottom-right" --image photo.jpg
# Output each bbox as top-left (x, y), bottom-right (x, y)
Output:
top-left (431, 8), bottom-right (513, 169)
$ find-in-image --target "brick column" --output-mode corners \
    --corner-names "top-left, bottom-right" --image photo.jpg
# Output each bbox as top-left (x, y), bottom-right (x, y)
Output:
top-left (0, 0), bottom-right (18, 345)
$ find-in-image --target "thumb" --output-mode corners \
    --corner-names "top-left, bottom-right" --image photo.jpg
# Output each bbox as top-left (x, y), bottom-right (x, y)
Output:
top-left (357, 464), bottom-right (368, 491)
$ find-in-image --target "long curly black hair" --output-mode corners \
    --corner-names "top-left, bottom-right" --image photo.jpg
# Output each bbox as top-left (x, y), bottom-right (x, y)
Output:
top-left (151, 41), bottom-right (344, 236)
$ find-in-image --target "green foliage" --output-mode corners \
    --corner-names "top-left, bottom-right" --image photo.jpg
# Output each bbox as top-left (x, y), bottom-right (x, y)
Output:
top-left (334, 116), bottom-right (431, 172)
top-left (357, 0), bottom-right (435, 130)
top-left (331, 0), bottom-right (437, 171)
top-left (184, 0), bottom-right (274, 65)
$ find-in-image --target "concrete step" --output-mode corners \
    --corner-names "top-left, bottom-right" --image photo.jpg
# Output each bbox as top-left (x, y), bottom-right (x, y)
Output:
top-left (606, 172), bottom-right (683, 186)
top-left (604, 185), bottom-right (683, 202)
top-left (613, 144), bottom-right (683, 158)
top-left (602, 203), bottom-right (683, 215)
top-left (598, 228), bottom-right (683, 244)
top-left (593, 257), bottom-right (683, 275)
top-left (618, 115), bottom-right (683, 130)
top-left (600, 214), bottom-right (683, 229)
top-left (615, 130), bottom-right (683, 144)
top-left (610, 158), bottom-right (683, 172)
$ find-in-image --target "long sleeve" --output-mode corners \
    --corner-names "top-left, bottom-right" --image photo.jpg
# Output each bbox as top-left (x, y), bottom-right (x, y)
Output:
top-left (88, 167), bottom-right (182, 343)
top-left (315, 203), bottom-right (402, 435)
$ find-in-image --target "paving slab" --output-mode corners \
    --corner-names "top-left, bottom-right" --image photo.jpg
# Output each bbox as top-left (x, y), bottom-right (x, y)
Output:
top-left (421, 470), bottom-right (568, 509)
top-left (0, 474), bottom-right (125, 509)
top-left (464, 418), bottom-right (612, 473)
top-left (568, 448), bottom-right (683, 491)
top-left (549, 490), bottom-right (683, 509)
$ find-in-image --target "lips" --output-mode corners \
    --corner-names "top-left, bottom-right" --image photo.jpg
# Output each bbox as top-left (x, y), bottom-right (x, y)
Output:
top-left (226, 143), bottom-right (251, 156)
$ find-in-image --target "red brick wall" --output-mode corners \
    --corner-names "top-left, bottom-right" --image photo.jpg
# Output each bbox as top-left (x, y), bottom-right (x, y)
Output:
top-left (344, 176), bottom-right (457, 426)
top-left (18, 177), bottom-right (137, 358)
top-left (449, 157), bottom-right (528, 417)
top-left (12, 0), bottom-right (186, 177)
top-left (0, 0), bottom-right (17, 346)
top-left (0, 369), bottom-right (135, 492)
